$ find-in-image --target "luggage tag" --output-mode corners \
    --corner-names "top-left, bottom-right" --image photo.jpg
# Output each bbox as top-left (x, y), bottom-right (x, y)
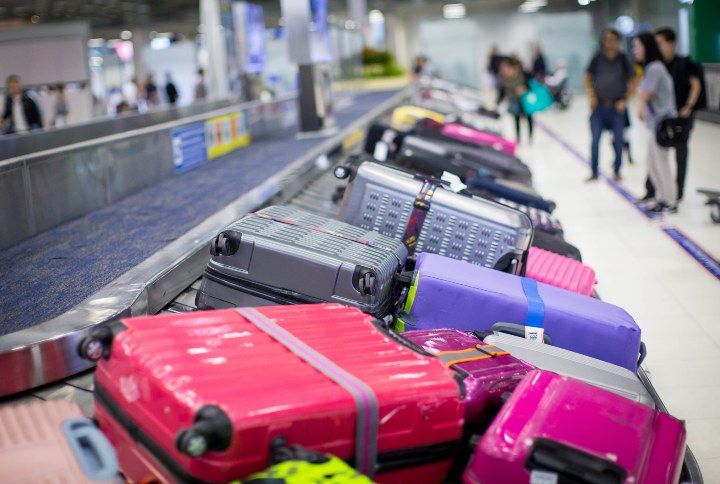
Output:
top-left (530, 470), bottom-right (558, 484)
top-left (440, 171), bottom-right (467, 193)
top-left (373, 141), bottom-right (389, 161)
top-left (522, 278), bottom-right (545, 345)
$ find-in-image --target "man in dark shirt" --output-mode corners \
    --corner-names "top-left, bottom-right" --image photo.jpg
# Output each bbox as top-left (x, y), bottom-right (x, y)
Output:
top-left (1, 74), bottom-right (43, 134)
top-left (584, 29), bottom-right (636, 181)
top-left (532, 43), bottom-right (547, 81)
top-left (643, 27), bottom-right (704, 201)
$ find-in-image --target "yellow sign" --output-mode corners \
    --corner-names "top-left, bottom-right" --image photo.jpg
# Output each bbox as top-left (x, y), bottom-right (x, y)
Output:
top-left (205, 111), bottom-right (251, 160)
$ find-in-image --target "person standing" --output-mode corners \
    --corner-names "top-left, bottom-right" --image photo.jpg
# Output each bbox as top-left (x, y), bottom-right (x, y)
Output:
top-left (165, 72), bottom-right (179, 105)
top-left (52, 83), bottom-right (69, 128)
top-left (633, 32), bottom-right (678, 213)
top-left (145, 74), bottom-right (159, 107)
top-left (194, 69), bottom-right (208, 102)
top-left (642, 27), bottom-right (705, 202)
top-left (1, 75), bottom-right (43, 134)
top-left (584, 29), bottom-right (636, 181)
top-left (531, 43), bottom-right (547, 81)
top-left (499, 58), bottom-right (533, 142)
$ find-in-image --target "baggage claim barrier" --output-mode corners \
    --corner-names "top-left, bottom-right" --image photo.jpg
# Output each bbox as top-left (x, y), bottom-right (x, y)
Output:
top-left (0, 88), bottom-right (412, 397)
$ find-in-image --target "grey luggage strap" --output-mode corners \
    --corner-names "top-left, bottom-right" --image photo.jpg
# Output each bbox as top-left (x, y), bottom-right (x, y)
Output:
top-left (402, 179), bottom-right (439, 255)
top-left (249, 212), bottom-right (403, 266)
top-left (235, 308), bottom-right (379, 477)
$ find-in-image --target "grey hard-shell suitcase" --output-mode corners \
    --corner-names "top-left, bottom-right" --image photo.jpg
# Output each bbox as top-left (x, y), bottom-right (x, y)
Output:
top-left (196, 205), bottom-right (408, 317)
top-left (483, 330), bottom-right (654, 407)
top-left (337, 161), bottom-right (533, 275)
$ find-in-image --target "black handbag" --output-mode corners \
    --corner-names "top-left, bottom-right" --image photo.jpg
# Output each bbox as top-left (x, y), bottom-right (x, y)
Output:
top-left (656, 116), bottom-right (690, 148)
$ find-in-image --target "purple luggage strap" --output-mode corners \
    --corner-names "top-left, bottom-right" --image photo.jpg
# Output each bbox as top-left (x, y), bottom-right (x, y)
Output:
top-left (235, 308), bottom-right (379, 477)
top-left (402, 179), bottom-right (439, 255)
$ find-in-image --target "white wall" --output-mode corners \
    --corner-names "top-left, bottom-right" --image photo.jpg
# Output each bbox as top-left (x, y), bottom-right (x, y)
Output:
top-left (395, 10), bottom-right (595, 91)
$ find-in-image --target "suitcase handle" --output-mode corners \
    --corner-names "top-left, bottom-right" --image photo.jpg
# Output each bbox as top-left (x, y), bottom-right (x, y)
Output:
top-left (525, 438), bottom-right (626, 483)
top-left (61, 417), bottom-right (120, 480)
top-left (638, 341), bottom-right (647, 367)
top-left (490, 322), bottom-right (554, 345)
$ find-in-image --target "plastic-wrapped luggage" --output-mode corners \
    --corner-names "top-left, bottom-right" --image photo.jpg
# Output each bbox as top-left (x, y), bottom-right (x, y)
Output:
top-left (195, 205), bottom-right (407, 317)
top-left (463, 370), bottom-right (686, 484)
top-left (0, 400), bottom-right (120, 483)
top-left (483, 331), bottom-right (653, 406)
top-left (337, 161), bottom-right (533, 274)
top-left (525, 247), bottom-right (596, 296)
top-left (398, 252), bottom-right (643, 371)
top-left (403, 328), bottom-right (532, 426)
top-left (83, 304), bottom-right (465, 484)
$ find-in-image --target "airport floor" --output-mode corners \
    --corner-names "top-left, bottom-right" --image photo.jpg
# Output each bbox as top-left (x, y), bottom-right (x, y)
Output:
top-left (509, 97), bottom-right (720, 482)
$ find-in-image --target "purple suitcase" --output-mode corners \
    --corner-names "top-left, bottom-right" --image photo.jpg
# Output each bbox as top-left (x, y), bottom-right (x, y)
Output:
top-left (463, 370), bottom-right (686, 484)
top-left (399, 253), bottom-right (643, 371)
top-left (402, 328), bottom-right (533, 426)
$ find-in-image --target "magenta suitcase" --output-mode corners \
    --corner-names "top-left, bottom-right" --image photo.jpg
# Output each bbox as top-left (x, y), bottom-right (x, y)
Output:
top-left (442, 123), bottom-right (517, 156)
top-left (463, 370), bottom-right (686, 484)
top-left (525, 247), bottom-right (597, 296)
top-left (402, 329), bottom-right (533, 427)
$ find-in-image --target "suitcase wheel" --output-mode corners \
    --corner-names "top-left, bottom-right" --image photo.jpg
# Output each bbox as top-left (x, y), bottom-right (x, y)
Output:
top-left (77, 322), bottom-right (126, 362)
top-left (210, 231), bottom-right (242, 257)
top-left (333, 165), bottom-right (350, 180)
top-left (176, 405), bottom-right (233, 457)
top-left (357, 271), bottom-right (376, 296)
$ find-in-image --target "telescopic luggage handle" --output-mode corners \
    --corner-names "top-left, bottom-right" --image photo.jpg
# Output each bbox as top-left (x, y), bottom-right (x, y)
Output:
top-left (61, 417), bottom-right (120, 480)
top-left (525, 438), bottom-right (627, 484)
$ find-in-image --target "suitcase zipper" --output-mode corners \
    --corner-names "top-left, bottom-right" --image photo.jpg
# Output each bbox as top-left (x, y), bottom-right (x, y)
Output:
top-left (204, 266), bottom-right (322, 306)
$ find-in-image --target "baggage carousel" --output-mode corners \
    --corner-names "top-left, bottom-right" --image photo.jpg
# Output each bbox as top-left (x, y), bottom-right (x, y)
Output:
top-left (0, 87), bottom-right (704, 483)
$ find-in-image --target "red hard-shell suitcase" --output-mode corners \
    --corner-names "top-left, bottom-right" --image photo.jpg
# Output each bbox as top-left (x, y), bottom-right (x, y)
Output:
top-left (463, 370), bottom-right (686, 484)
top-left (526, 247), bottom-right (597, 296)
top-left (84, 304), bottom-right (465, 483)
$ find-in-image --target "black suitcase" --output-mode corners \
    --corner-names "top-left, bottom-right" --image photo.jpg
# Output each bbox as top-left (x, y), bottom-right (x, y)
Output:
top-left (531, 229), bottom-right (583, 261)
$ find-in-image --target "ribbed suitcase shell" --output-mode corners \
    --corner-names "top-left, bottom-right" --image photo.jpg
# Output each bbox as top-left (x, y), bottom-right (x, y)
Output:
top-left (464, 370), bottom-right (686, 484)
top-left (525, 247), bottom-right (596, 296)
top-left (338, 162), bottom-right (533, 274)
top-left (403, 253), bottom-right (642, 371)
top-left (197, 205), bottom-right (407, 316)
top-left (441, 123), bottom-right (517, 155)
top-left (483, 332), bottom-right (653, 407)
top-left (402, 329), bottom-right (533, 426)
top-left (94, 305), bottom-right (465, 484)
top-left (0, 400), bottom-right (118, 483)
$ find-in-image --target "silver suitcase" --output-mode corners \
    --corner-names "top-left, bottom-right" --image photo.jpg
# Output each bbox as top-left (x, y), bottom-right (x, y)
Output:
top-left (196, 205), bottom-right (408, 317)
top-left (484, 331), bottom-right (654, 407)
top-left (337, 161), bottom-right (533, 274)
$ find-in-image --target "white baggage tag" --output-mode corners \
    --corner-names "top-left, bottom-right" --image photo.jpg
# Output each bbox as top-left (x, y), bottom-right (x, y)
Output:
top-left (373, 141), bottom-right (389, 161)
top-left (440, 171), bottom-right (467, 193)
top-left (530, 470), bottom-right (558, 484)
top-left (525, 326), bottom-right (545, 344)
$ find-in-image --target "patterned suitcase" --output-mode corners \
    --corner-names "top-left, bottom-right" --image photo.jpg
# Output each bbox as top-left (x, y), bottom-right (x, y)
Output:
top-left (0, 400), bottom-right (120, 483)
top-left (402, 328), bottom-right (533, 427)
top-left (483, 331), bottom-right (653, 407)
top-left (337, 161), bottom-right (533, 274)
top-left (82, 304), bottom-right (465, 484)
top-left (399, 253), bottom-right (643, 372)
top-left (463, 370), bottom-right (686, 484)
top-left (196, 205), bottom-right (407, 317)
top-left (525, 247), bottom-right (596, 296)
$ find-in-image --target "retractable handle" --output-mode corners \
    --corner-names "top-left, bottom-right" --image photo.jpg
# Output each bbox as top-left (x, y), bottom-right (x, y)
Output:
top-left (176, 405), bottom-right (233, 458)
top-left (525, 438), bottom-right (626, 484)
top-left (61, 417), bottom-right (120, 480)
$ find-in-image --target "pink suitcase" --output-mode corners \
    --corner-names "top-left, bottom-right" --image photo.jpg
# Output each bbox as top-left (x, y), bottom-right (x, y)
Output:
top-left (402, 329), bottom-right (533, 427)
top-left (463, 370), bottom-right (686, 484)
top-left (441, 123), bottom-right (517, 155)
top-left (0, 400), bottom-right (119, 482)
top-left (83, 304), bottom-right (465, 483)
top-left (525, 247), bottom-right (597, 296)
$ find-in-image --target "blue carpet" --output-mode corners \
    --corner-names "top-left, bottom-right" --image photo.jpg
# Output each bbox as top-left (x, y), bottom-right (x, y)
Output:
top-left (0, 90), bottom-right (399, 335)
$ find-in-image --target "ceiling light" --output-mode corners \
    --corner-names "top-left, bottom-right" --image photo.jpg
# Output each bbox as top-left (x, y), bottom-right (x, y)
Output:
top-left (578, 0), bottom-right (590, 5)
top-left (150, 37), bottom-right (171, 50)
top-left (120, 30), bottom-right (132, 40)
top-left (368, 9), bottom-right (384, 24)
top-left (443, 3), bottom-right (466, 19)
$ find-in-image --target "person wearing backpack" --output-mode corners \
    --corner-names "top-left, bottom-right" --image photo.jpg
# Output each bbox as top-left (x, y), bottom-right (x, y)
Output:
top-left (641, 27), bottom-right (705, 202)
top-left (584, 29), bottom-right (637, 182)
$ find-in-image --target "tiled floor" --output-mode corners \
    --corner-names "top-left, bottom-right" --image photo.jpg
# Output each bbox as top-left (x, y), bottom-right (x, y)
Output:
top-left (512, 97), bottom-right (720, 483)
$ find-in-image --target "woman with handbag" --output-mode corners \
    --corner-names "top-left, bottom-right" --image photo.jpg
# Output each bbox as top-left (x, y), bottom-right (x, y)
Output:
top-left (498, 58), bottom-right (534, 143)
top-left (633, 32), bottom-right (678, 213)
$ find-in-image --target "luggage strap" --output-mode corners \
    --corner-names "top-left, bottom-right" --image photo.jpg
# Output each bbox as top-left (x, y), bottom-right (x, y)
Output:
top-left (402, 180), bottom-right (439, 255)
top-left (235, 308), bottom-right (379, 478)
top-left (250, 212), bottom-right (403, 266)
top-left (521, 278), bottom-right (546, 343)
top-left (435, 345), bottom-right (509, 368)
